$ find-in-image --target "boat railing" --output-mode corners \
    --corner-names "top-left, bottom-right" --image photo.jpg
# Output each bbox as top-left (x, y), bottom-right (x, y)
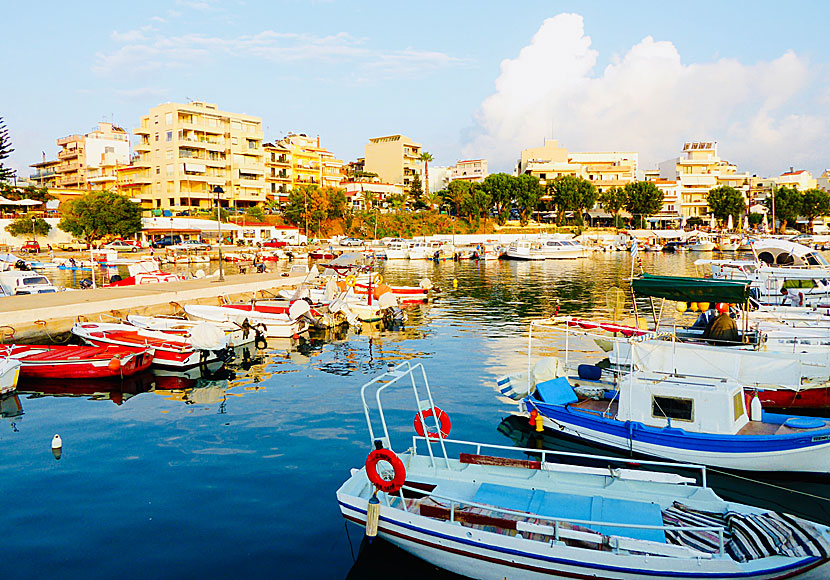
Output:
top-left (388, 480), bottom-right (725, 557)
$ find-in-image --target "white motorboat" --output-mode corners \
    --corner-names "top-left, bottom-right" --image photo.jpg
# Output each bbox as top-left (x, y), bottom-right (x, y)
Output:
top-left (338, 361), bottom-right (830, 580)
top-left (0, 270), bottom-right (62, 296)
top-left (126, 314), bottom-right (258, 348)
top-left (537, 239), bottom-right (586, 259)
top-left (687, 235), bottom-right (716, 251)
top-left (407, 240), bottom-right (449, 260)
top-left (183, 304), bottom-right (308, 338)
top-left (383, 238), bottom-right (409, 260)
top-left (716, 235), bottom-right (740, 251)
top-left (503, 240), bottom-right (546, 260)
top-left (0, 357), bottom-right (21, 394)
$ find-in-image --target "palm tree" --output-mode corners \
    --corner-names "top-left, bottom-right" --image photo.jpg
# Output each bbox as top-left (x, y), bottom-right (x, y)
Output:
top-left (419, 151), bottom-right (434, 197)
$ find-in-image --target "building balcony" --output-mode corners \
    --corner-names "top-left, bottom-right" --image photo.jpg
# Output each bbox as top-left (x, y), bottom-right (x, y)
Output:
top-left (58, 149), bottom-right (81, 160)
top-left (57, 176), bottom-right (83, 187)
top-left (134, 143), bottom-right (151, 152)
top-left (134, 126), bottom-right (151, 135)
top-left (57, 134), bottom-right (83, 146)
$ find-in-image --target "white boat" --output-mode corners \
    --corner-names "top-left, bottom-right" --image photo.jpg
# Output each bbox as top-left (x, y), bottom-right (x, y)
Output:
top-left (687, 235), bottom-right (716, 251)
top-left (183, 304), bottom-right (308, 338)
top-left (537, 239), bottom-right (586, 259)
top-left (475, 242), bottom-right (503, 260)
top-left (383, 238), bottom-right (409, 260)
top-left (125, 315), bottom-right (258, 348)
top-left (407, 240), bottom-right (448, 260)
top-left (503, 240), bottom-right (546, 260)
top-left (0, 270), bottom-right (62, 296)
top-left (338, 361), bottom-right (830, 580)
top-left (716, 235), bottom-right (740, 251)
top-left (0, 358), bottom-right (21, 394)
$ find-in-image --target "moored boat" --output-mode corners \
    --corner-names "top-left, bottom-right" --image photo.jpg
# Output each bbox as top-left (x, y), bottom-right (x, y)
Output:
top-left (338, 361), bottom-right (830, 580)
top-left (2, 344), bottom-right (154, 379)
top-left (0, 357), bottom-right (21, 394)
top-left (183, 304), bottom-right (309, 338)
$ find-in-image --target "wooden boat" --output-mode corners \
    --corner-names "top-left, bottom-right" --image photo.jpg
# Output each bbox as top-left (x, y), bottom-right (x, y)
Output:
top-left (183, 304), bottom-right (309, 338)
top-left (339, 361), bottom-right (830, 579)
top-left (71, 322), bottom-right (226, 371)
top-left (2, 344), bottom-right (154, 379)
top-left (0, 357), bottom-right (20, 394)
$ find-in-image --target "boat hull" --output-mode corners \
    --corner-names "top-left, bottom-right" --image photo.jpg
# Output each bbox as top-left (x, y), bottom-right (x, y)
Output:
top-left (5, 345), bottom-right (154, 379)
top-left (339, 495), bottom-right (829, 580)
top-left (529, 401), bottom-right (830, 475)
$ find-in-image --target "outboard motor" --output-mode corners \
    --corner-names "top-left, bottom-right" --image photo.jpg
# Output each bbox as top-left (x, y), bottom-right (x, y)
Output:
top-left (15, 260), bottom-right (30, 271)
top-left (109, 274), bottom-right (123, 284)
top-left (79, 278), bottom-right (93, 289)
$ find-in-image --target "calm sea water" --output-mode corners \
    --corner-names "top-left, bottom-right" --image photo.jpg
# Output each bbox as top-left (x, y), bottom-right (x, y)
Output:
top-left (4, 252), bottom-right (830, 579)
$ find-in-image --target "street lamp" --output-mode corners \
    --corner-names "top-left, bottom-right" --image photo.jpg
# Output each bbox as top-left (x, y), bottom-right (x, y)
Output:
top-left (213, 185), bottom-right (225, 281)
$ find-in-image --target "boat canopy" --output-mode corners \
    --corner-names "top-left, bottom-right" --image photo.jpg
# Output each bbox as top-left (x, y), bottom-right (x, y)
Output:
top-left (632, 273), bottom-right (751, 303)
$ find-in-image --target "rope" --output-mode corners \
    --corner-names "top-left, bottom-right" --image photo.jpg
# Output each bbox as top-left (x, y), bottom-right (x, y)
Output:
top-left (708, 467), bottom-right (830, 503)
top-left (34, 320), bottom-right (71, 344)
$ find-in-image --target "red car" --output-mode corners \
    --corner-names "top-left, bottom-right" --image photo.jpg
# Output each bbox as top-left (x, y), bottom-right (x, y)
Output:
top-left (261, 238), bottom-right (288, 248)
top-left (22, 240), bottom-right (41, 254)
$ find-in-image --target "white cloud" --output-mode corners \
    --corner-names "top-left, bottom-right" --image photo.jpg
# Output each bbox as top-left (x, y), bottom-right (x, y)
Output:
top-left (463, 13), bottom-right (829, 176)
top-left (94, 29), bottom-right (466, 81)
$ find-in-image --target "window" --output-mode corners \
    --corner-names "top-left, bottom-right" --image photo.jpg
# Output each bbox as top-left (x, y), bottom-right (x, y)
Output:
top-left (166, 150), bottom-right (174, 160)
top-left (166, 165), bottom-right (174, 176)
top-left (651, 396), bottom-right (693, 422)
top-left (155, 133), bottom-right (159, 142)
top-left (165, 112), bottom-right (172, 125)
top-left (733, 392), bottom-right (745, 421)
top-left (154, 115), bottom-right (159, 125)
top-left (231, 137), bottom-right (238, 146)
top-left (166, 131), bottom-right (173, 142)
top-left (156, 167), bottom-right (161, 175)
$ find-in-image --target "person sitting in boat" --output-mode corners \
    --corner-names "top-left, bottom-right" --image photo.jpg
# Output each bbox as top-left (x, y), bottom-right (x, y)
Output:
top-left (691, 307), bottom-right (716, 330)
top-left (703, 302), bottom-right (739, 345)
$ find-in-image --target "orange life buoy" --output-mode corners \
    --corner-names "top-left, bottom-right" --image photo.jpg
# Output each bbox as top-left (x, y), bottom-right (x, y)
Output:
top-left (414, 406), bottom-right (452, 439)
top-left (365, 448), bottom-right (406, 494)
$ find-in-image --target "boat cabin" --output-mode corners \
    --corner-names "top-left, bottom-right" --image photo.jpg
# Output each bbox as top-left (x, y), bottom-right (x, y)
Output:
top-left (753, 239), bottom-right (830, 268)
top-left (616, 372), bottom-right (749, 435)
top-left (0, 271), bottom-right (60, 296)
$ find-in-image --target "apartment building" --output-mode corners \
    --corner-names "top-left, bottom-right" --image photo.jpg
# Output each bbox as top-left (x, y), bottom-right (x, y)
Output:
top-left (263, 134), bottom-right (344, 206)
top-left (776, 169), bottom-right (817, 191)
top-left (516, 139), bottom-right (637, 193)
top-left (450, 159), bottom-right (488, 183)
top-left (364, 135), bottom-right (423, 191)
top-left (818, 170), bottom-right (830, 193)
top-left (131, 101), bottom-right (265, 210)
top-left (34, 122), bottom-right (131, 190)
top-left (654, 142), bottom-right (751, 219)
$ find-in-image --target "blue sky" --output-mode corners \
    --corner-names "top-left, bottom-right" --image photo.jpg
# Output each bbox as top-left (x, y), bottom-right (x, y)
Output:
top-left (2, 0), bottom-right (829, 178)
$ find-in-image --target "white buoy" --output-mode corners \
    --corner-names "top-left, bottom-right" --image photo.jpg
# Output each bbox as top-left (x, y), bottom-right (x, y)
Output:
top-left (51, 434), bottom-right (62, 460)
top-left (750, 393), bottom-right (763, 421)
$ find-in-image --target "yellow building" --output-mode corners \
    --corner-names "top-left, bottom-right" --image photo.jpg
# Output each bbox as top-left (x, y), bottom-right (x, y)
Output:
top-left (132, 101), bottom-right (265, 210)
top-left (364, 135), bottom-right (423, 191)
top-left (516, 139), bottom-right (637, 193)
top-left (654, 142), bottom-right (751, 219)
top-left (29, 159), bottom-right (61, 189)
top-left (263, 134), bottom-right (343, 206)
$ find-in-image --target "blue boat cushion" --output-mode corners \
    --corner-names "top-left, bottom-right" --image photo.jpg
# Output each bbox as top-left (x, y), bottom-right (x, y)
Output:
top-left (473, 483), bottom-right (665, 543)
top-left (577, 364), bottom-right (602, 381)
top-left (534, 377), bottom-right (578, 405)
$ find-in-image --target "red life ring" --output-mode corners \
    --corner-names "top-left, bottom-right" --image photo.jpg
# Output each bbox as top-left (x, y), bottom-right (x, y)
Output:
top-left (414, 406), bottom-right (452, 439)
top-left (365, 448), bottom-right (406, 494)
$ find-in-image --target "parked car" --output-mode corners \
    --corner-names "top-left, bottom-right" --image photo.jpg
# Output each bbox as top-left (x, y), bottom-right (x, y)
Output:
top-left (339, 237), bottom-right (364, 247)
top-left (151, 235), bottom-right (182, 249)
top-left (168, 240), bottom-right (211, 251)
top-left (261, 238), bottom-right (289, 248)
top-left (104, 240), bottom-right (140, 252)
top-left (21, 240), bottom-right (40, 254)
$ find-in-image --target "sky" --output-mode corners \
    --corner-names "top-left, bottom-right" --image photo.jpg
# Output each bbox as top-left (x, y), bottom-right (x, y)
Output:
top-left (2, 0), bottom-right (829, 180)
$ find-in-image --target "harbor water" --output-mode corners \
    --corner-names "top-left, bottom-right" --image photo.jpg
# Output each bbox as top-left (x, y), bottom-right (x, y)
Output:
top-left (3, 252), bottom-right (830, 579)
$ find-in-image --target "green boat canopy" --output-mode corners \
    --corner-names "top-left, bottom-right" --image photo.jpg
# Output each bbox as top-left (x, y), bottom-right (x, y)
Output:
top-left (631, 273), bottom-right (751, 304)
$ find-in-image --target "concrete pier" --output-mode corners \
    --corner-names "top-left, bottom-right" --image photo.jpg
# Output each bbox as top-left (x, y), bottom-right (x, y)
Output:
top-left (0, 271), bottom-right (309, 343)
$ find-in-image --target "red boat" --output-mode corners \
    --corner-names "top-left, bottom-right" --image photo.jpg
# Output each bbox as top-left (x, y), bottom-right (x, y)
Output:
top-left (754, 387), bottom-right (830, 410)
top-left (17, 371), bottom-right (156, 405)
top-left (2, 344), bottom-right (154, 379)
top-left (72, 322), bottom-right (225, 371)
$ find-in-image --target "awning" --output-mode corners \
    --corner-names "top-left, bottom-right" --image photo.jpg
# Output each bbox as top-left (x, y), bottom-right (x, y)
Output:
top-left (632, 273), bottom-right (751, 303)
top-left (183, 162), bottom-right (206, 173)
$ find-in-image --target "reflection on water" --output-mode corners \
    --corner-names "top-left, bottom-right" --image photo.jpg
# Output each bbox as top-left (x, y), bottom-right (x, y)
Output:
top-left (5, 252), bottom-right (830, 579)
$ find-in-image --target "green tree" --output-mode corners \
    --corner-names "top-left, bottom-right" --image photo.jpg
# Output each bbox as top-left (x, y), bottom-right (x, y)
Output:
top-left (442, 179), bottom-right (474, 218)
top-left (706, 185), bottom-right (745, 225)
top-left (0, 117), bottom-right (14, 182)
top-left (386, 193), bottom-right (408, 211)
top-left (58, 191), bottom-right (142, 244)
top-left (419, 151), bottom-right (434, 197)
top-left (623, 181), bottom-right (664, 228)
top-left (5, 215), bottom-right (51, 239)
top-left (747, 212), bottom-right (764, 228)
top-left (325, 186), bottom-right (348, 219)
top-left (0, 183), bottom-right (54, 202)
top-left (480, 173), bottom-right (516, 225)
top-left (464, 184), bottom-right (493, 230)
top-left (764, 186), bottom-right (801, 233)
top-left (245, 205), bottom-right (265, 222)
top-left (515, 174), bottom-right (543, 226)
top-left (597, 186), bottom-right (626, 227)
top-left (801, 188), bottom-right (830, 231)
top-left (547, 175), bottom-right (596, 225)
top-left (409, 173), bottom-right (424, 207)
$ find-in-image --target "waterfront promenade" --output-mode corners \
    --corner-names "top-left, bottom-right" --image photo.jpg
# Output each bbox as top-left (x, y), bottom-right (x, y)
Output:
top-left (0, 271), bottom-right (309, 342)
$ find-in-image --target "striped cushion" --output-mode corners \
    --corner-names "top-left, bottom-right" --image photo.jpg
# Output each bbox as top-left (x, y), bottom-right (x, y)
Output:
top-left (726, 511), bottom-right (830, 563)
top-left (662, 502), bottom-right (729, 553)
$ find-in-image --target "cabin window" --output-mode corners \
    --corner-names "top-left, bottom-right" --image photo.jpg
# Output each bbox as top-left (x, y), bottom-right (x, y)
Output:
top-left (733, 392), bottom-right (745, 421)
top-left (782, 279), bottom-right (816, 289)
top-left (651, 396), bottom-right (693, 422)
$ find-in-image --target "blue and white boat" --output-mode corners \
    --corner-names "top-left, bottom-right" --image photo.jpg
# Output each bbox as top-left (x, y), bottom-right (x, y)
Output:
top-left (523, 368), bottom-right (830, 475)
top-left (338, 361), bottom-right (830, 579)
